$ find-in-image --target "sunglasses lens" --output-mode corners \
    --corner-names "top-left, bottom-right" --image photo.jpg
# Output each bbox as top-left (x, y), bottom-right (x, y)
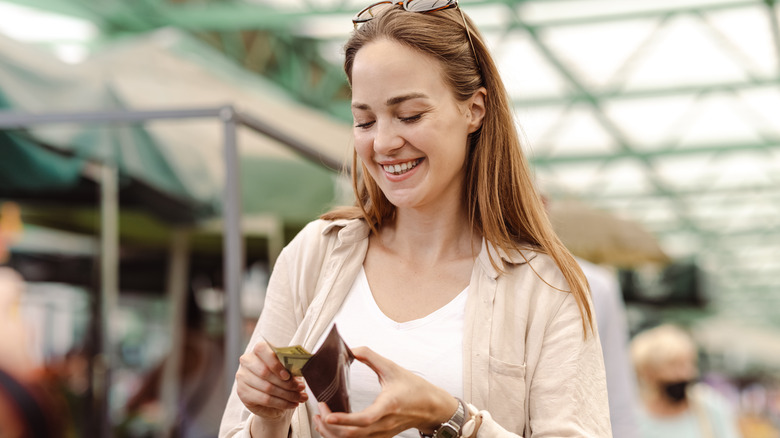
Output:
top-left (404, 0), bottom-right (455, 12)
top-left (354, 1), bottom-right (397, 23)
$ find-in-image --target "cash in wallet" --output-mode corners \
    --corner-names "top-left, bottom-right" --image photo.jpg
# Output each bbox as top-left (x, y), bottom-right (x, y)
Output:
top-left (266, 325), bottom-right (355, 413)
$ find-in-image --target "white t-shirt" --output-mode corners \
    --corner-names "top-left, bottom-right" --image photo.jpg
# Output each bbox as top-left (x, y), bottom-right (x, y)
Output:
top-left (307, 267), bottom-right (467, 438)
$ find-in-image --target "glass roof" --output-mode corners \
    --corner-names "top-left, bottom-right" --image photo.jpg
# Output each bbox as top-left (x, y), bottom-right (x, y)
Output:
top-left (262, 0), bottom-right (780, 327)
top-left (1, 0), bottom-right (779, 326)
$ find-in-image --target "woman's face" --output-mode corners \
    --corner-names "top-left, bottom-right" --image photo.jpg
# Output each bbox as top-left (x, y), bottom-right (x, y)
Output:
top-left (350, 38), bottom-right (483, 214)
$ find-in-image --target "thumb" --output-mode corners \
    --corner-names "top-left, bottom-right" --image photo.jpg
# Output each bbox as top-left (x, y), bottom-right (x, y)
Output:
top-left (351, 346), bottom-right (397, 380)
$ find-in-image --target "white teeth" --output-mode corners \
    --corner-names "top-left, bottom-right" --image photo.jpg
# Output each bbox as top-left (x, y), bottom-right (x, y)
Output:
top-left (383, 159), bottom-right (420, 175)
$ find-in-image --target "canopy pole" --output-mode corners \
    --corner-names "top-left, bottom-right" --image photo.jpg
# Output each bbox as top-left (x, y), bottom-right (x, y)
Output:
top-left (160, 229), bottom-right (191, 437)
top-left (99, 162), bottom-right (119, 438)
top-left (221, 106), bottom-right (245, 396)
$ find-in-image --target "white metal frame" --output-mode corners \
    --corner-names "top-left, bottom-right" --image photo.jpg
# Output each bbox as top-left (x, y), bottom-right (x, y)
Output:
top-left (0, 105), bottom-right (343, 437)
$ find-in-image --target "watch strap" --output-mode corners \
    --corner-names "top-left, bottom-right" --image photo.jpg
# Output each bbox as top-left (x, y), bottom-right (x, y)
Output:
top-left (419, 398), bottom-right (468, 438)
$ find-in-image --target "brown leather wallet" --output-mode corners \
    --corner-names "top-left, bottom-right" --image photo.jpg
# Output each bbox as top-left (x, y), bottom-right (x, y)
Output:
top-left (301, 324), bottom-right (355, 413)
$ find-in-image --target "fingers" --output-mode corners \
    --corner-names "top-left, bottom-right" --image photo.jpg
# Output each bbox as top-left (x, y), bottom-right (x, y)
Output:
top-left (236, 365), bottom-right (306, 405)
top-left (245, 342), bottom-right (301, 387)
top-left (252, 342), bottom-right (296, 385)
top-left (236, 376), bottom-right (302, 412)
top-left (316, 402), bottom-right (403, 438)
top-left (325, 399), bottom-right (388, 428)
top-left (235, 342), bottom-right (308, 415)
top-left (315, 403), bottom-right (368, 438)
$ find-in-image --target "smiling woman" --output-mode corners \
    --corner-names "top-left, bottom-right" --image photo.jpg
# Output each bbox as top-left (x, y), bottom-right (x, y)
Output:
top-left (220, 2), bottom-right (611, 438)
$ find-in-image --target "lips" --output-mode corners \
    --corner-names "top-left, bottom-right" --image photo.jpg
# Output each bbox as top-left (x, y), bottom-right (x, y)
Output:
top-left (382, 158), bottom-right (422, 175)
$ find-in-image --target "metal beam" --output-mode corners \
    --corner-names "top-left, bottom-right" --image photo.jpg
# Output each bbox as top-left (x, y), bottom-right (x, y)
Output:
top-left (530, 138), bottom-right (780, 165)
top-left (513, 78), bottom-right (780, 108)
top-left (510, 0), bottom-right (765, 29)
top-left (0, 108), bottom-right (347, 172)
top-left (0, 107), bottom-right (222, 128)
top-left (767, 0), bottom-right (780, 74)
top-left (574, 184), bottom-right (780, 201)
top-left (99, 162), bottom-right (118, 438)
top-left (220, 106), bottom-right (243, 397)
top-left (655, 226), bottom-right (780, 239)
top-left (238, 112), bottom-right (346, 173)
top-left (696, 11), bottom-right (766, 80)
top-left (80, 0), bottom-right (762, 32)
top-left (160, 229), bottom-right (191, 437)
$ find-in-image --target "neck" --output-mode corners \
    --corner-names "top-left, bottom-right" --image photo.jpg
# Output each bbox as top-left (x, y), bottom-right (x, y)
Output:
top-left (378, 203), bottom-right (481, 265)
top-left (642, 390), bottom-right (690, 417)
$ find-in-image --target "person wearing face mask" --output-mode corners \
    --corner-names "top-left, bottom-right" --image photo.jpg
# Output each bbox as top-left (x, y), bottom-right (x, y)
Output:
top-left (630, 324), bottom-right (741, 438)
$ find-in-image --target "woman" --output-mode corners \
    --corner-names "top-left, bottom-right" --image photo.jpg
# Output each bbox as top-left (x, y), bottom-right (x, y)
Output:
top-left (220, 2), bottom-right (610, 437)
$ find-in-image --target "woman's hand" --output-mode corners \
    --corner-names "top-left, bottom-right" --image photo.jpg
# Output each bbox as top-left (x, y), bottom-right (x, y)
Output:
top-left (313, 346), bottom-right (458, 438)
top-left (235, 341), bottom-right (308, 420)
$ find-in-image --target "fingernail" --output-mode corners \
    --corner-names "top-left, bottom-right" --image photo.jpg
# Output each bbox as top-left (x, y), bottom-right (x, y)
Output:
top-left (280, 369), bottom-right (291, 380)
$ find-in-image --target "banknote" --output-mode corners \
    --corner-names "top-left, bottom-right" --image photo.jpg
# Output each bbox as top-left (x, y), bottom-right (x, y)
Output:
top-left (264, 338), bottom-right (312, 376)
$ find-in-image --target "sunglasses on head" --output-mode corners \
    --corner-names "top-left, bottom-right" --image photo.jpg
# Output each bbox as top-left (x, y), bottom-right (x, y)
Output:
top-left (352, 0), bottom-right (478, 65)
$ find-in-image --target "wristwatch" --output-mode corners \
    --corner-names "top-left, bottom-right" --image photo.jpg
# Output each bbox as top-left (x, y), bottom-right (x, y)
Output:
top-left (419, 398), bottom-right (468, 438)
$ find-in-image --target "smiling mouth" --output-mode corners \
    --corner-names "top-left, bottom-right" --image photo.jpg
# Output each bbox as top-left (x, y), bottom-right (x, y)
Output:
top-left (382, 159), bottom-right (422, 175)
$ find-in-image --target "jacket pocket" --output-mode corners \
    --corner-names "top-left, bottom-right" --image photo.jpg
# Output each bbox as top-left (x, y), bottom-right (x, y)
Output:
top-left (487, 356), bottom-right (527, 433)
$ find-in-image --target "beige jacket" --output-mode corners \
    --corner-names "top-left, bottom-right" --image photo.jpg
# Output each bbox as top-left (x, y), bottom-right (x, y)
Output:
top-left (220, 219), bottom-right (612, 438)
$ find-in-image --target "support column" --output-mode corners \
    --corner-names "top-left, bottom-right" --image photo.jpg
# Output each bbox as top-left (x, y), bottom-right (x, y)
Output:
top-left (221, 106), bottom-right (245, 395)
top-left (160, 229), bottom-right (191, 437)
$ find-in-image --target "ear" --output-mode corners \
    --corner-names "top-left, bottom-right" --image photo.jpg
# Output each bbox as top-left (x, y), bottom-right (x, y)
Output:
top-left (466, 87), bottom-right (487, 134)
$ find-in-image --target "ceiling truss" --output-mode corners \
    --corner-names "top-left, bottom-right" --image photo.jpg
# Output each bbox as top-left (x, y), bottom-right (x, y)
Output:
top-left (5, 0), bottom-right (780, 325)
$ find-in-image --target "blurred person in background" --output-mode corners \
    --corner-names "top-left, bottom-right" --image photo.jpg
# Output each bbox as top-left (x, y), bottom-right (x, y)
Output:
top-left (540, 195), bottom-right (640, 438)
top-left (0, 267), bottom-right (35, 376)
top-left (0, 202), bottom-right (35, 376)
top-left (578, 257), bottom-right (640, 438)
top-left (0, 202), bottom-right (66, 438)
top-left (631, 324), bottom-right (741, 438)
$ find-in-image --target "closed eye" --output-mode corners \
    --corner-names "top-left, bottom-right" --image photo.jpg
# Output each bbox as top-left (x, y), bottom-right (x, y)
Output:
top-left (400, 114), bottom-right (423, 123)
top-left (355, 120), bottom-right (375, 129)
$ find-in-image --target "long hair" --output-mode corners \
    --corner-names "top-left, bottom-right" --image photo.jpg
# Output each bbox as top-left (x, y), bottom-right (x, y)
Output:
top-left (322, 6), bottom-right (593, 334)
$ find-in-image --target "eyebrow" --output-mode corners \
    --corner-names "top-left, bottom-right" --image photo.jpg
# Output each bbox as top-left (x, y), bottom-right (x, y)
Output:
top-left (352, 92), bottom-right (429, 110)
top-left (386, 92), bottom-right (428, 106)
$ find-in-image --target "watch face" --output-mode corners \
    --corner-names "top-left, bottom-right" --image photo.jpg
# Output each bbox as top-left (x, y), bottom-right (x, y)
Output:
top-left (437, 425), bottom-right (458, 438)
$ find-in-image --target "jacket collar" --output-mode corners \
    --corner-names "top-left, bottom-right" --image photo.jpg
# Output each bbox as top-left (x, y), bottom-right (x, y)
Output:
top-left (322, 218), bottom-right (538, 279)
top-left (321, 218), bottom-right (370, 245)
top-left (478, 239), bottom-right (538, 279)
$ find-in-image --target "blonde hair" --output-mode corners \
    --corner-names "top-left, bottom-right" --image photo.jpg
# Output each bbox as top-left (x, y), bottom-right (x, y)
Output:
top-left (323, 6), bottom-right (593, 334)
top-left (630, 324), bottom-right (698, 375)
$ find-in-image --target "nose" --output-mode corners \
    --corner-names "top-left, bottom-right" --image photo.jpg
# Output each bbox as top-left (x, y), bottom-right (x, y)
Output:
top-left (372, 120), bottom-right (404, 156)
